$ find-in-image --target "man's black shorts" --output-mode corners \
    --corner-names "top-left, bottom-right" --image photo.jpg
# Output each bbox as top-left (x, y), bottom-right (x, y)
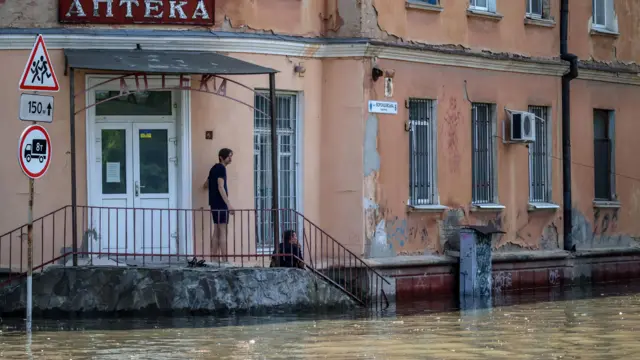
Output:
top-left (211, 209), bottom-right (229, 224)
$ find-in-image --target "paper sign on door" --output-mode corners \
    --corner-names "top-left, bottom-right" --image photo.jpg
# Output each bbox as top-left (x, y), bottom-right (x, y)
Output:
top-left (106, 162), bottom-right (121, 183)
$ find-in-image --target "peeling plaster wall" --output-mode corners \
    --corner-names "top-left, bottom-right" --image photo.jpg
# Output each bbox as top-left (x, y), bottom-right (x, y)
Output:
top-left (365, 59), bottom-right (564, 257)
top-left (0, 0), bottom-right (329, 36)
top-left (367, 0), bottom-right (640, 66)
top-left (569, 0), bottom-right (640, 64)
top-left (371, 0), bottom-right (559, 58)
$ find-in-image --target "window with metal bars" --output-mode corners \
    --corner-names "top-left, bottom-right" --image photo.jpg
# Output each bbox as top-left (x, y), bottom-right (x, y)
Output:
top-left (254, 92), bottom-right (298, 250)
top-left (472, 103), bottom-right (496, 204)
top-left (593, 109), bottom-right (615, 201)
top-left (409, 99), bottom-right (437, 206)
top-left (528, 106), bottom-right (551, 203)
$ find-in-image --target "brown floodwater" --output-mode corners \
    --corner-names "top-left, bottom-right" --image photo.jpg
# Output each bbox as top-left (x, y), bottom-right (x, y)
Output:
top-left (1, 283), bottom-right (640, 359)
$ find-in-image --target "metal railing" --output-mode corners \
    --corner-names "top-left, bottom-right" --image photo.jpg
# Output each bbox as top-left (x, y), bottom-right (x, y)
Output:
top-left (0, 206), bottom-right (389, 310)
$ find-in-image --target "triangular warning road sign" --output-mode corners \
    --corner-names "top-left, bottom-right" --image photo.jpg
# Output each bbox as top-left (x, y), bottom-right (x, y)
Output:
top-left (19, 34), bottom-right (60, 92)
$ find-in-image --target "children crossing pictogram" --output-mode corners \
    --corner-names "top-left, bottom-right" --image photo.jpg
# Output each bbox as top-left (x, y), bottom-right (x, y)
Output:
top-left (19, 35), bottom-right (60, 92)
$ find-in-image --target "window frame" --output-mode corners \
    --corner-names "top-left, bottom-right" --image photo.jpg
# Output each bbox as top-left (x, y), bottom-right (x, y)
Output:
top-left (471, 103), bottom-right (498, 205)
top-left (408, 98), bottom-right (439, 207)
top-left (593, 109), bottom-right (616, 202)
top-left (526, 0), bottom-right (543, 19)
top-left (591, 0), bottom-right (618, 33)
top-left (528, 105), bottom-right (552, 204)
top-left (469, 0), bottom-right (489, 12)
top-left (253, 91), bottom-right (302, 252)
top-left (592, 0), bottom-right (606, 27)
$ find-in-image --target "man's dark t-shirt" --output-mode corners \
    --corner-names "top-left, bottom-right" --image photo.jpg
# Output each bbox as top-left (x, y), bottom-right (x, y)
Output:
top-left (208, 163), bottom-right (228, 209)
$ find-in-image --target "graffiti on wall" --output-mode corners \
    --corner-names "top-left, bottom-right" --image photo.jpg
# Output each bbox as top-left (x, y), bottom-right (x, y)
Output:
top-left (443, 97), bottom-right (462, 173)
top-left (571, 207), bottom-right (640, 249)
top-left (592, 207), bottom-right (619, 236)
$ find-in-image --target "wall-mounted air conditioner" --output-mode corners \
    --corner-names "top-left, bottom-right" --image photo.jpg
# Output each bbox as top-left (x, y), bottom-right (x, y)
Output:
top-left (509, 111), bottom-right (536, 142)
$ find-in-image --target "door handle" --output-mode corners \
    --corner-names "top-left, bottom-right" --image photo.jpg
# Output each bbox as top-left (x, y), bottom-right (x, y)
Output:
top-left (135, 181), bottom-right (140, 197)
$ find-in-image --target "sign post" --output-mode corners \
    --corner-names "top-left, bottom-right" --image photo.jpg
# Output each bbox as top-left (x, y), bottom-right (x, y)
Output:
top-left (18, 125), bottom-right (52, 333)
top-left (26, 174), bottom-right (34, 334)
top-left (18, 34), bottom-right (58, 333)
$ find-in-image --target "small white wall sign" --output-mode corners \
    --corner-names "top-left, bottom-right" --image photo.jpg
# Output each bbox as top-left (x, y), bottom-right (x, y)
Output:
top-left (19, 93), bottom-right (54, 123)
top-left (368, 100), bottom-right (398, 115)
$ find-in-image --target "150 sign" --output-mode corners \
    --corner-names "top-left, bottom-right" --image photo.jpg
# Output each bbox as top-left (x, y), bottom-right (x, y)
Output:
top-left (59, 0), bottom-right (214, 25)
top-left (19, 94), bottom-right (54, 123)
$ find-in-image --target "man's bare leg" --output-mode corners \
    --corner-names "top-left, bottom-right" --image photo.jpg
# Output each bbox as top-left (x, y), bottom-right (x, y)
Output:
top-left (211, 224), bottom-right (220, 262)
top-left (218, 224), bottom-right (228, 263)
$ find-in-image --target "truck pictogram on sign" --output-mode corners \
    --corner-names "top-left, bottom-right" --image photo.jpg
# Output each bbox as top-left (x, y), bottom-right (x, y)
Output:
top-left (24, 139), bottom-right (47, 163)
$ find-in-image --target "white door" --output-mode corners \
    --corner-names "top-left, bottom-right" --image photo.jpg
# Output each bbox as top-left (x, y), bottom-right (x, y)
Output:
top-left (95, 122), bottom-right (177, 255)
top-left (132, 122), bottom-right (178, 255)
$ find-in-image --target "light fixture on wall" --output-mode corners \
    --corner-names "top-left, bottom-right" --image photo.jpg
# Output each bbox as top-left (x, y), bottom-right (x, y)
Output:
top-left (294, 63), bottom-right (306, 77)
top-left (372, 64), bottom-right (383, 82)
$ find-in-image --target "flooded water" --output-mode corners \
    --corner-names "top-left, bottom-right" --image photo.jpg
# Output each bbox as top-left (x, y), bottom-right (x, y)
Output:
top-left (2, 283), bottom-right (640, 359)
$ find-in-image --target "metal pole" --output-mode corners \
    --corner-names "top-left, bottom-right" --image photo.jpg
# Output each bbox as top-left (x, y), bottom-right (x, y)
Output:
top-left (69, 68), bottom-right (78, 266)
top-left (26, 177), bottom-right (34, 333)
top-left (560, 0), bottom-right (578, 251)
top-left (269, 73), bottom-right (280, 249)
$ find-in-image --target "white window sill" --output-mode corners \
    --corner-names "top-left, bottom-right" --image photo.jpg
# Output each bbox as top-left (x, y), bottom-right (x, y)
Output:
top-left (528, 202), bottom-right (560, 211)
top-left (593, 200), bottom-right (621, 209)
top-left (524, 16), bottom-right (556, 28)
top-left (405, 1), bottom-right (443, 12)
top-left (590, 27), bottom-right (619, 38)
top-left (407, 204), bottom-right (448, 212)
top-left (470, 203), bottom-right (505, 212)
top-left (467, 9), bottom-right (503, 21)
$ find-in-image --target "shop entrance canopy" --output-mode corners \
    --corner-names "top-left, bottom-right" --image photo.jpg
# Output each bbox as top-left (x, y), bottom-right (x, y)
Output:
top-left (65, 48), bottom-right (281, 265)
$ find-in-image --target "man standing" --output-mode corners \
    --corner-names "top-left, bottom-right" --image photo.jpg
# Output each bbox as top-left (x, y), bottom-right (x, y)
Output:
top-left (204, 148), bottom-right (233, 262)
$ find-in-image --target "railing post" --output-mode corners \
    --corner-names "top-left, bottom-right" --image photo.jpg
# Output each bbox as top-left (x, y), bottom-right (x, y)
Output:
top-left (269, 73), bottom-right (279, 249)
top-left (69, 68), bottom-right (78, 267)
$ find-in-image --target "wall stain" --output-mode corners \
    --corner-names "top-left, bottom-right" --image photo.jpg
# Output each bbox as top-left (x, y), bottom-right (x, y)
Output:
top-left (444, 97), bottom-right (462, 174)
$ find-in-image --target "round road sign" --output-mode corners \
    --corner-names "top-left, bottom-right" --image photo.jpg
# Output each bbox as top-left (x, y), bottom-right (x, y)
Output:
top-left (18, 125), bottom-right (51, 179)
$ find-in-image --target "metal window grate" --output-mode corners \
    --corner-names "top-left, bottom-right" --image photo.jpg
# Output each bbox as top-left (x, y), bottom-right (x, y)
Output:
top-left (254, 93), bottom-right (298, 249)
top-left (409, 99), bottom-right (436, 206)
top-left (472, 103), bottom-right (495, 204)
top-left (593, 109), bottom-right (612, 200)
top-left (528, 106), bottom-right (550, 203)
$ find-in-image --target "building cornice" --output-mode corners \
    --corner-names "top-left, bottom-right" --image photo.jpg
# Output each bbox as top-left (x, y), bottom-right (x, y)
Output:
top-left (0, 31), bottom-right (637, 86)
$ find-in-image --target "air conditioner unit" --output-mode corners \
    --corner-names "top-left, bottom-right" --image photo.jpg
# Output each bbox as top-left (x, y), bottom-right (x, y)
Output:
top-left (510, 111), bottom-right (536, 142)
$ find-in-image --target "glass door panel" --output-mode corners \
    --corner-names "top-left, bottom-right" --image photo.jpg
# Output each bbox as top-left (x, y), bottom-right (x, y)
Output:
top-left (133, 123), bottom-right (177, 256)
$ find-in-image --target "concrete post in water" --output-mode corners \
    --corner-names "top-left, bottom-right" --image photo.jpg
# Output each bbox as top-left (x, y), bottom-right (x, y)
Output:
top-left (458, 225), bottom-right (504, 310)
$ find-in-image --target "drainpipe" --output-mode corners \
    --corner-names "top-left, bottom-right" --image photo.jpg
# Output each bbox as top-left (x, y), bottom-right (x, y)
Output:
top-left (561, 0), bottom-right (578, 251)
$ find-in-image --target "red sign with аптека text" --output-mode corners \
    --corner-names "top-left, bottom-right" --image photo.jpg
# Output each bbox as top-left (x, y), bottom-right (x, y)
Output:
top-left (59, 0), bottom-right (215, 26)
